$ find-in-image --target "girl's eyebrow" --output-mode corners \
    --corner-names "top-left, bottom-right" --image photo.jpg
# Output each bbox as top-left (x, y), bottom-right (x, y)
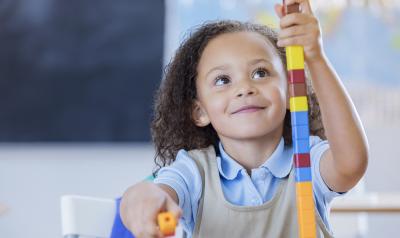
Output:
top-left (205, 65), bottom-right (229, 78)
top-left (248, 58), bottom-right (273, 66)
top-left (205, 58), bottom-right (272, 78)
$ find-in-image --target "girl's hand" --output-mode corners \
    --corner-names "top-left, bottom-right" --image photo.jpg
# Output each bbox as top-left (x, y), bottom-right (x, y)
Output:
top-left (274, 0), bottom-right (325, 64)
top-left (120, 181), bottom-right (182, 238)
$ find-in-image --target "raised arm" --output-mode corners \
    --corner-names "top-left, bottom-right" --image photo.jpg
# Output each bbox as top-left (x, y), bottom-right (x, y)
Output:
top-left (275, 0), bottom-right (369, 193)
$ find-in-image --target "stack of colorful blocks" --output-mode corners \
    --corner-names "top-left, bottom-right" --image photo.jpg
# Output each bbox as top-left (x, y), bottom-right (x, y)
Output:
top-left (283, 1), bottom-right (317, 238)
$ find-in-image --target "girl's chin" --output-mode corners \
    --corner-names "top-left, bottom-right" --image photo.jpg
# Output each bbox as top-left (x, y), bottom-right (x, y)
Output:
top-left (219, 130), bottom-right (276, 140)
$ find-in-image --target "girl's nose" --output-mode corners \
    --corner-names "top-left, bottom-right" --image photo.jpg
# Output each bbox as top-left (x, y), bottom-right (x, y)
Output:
top-left (236, 81), bottom-right (257, 98)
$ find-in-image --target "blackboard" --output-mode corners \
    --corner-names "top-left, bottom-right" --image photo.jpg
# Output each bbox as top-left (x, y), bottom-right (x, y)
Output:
top-left (0, 0), bottom-right (165, 142)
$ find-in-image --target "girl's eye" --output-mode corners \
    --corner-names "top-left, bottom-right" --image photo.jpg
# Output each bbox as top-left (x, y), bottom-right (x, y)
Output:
top-left (214, 75), bottom-right (230, 86)
top-left (252, 68), bottom-right (270, 80)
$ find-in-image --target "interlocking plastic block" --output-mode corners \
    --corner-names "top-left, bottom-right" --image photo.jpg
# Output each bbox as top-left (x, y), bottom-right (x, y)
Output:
top-left (289, 83), bottom-right (307, 97)
top-left (297, 195), bottom-right (315, 212)
top-left (296, 181), bottom-right (313, 197)
top-left (293, 138), bottom-right (310, 154)
top-left (290, 96), bottom-right (308, 112)
top-left (291, 111), bottom-right (309, 126)
top-left (293, 153), bottom-right (311, 168)
top-left (297, 209), bottom-right (317, 238)
top-left (287, 69), bottom-right (306, 84)
top-left (283, 1), bottom-right (300, 15)
top-left (157, 212), bottom-right (177, 236)
top-left (292, 125), bottom-right (310, 140)
top-left (295, 167), bottom-right (312, 182)
top-left (286, 46), bottom-right (305, 71)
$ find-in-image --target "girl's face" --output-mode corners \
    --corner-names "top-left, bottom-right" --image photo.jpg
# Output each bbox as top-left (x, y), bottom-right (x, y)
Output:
top-left (193, 31), bottom-right (289, 141)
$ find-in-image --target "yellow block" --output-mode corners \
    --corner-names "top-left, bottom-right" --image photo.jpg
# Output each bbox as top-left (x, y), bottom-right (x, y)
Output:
top-left (297, 208), bottom-right (317, 238)
top-left (290, 96), bottom-right (308, 112)
top-left (286, 45), bottom-right (305, 70)
top-left (296, 181), bottom-right (313, 197)
top-left (157, 212), bottom-right (177, 236)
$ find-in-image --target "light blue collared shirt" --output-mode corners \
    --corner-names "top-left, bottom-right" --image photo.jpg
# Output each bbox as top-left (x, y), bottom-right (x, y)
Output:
top-left (154, 136), bottom-right (345, 236)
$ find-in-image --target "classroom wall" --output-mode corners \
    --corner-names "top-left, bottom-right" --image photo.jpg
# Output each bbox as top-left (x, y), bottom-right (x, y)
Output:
top-left (0, 143), bottom-right (155, 238)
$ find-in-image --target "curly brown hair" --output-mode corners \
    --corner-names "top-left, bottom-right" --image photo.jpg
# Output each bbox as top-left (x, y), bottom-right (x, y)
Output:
top-left (151, 20), bottom-right (325, 174)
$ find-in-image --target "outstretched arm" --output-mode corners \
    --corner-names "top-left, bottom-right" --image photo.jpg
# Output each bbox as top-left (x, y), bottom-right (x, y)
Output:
top-left (275, 0), bottom-right (369, 193)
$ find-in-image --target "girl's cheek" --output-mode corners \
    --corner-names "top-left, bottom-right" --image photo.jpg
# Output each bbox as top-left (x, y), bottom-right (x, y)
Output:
top-left (213, 99), bottom-right (226, 112)
top-left (208, 96), bottom-right (227, 115)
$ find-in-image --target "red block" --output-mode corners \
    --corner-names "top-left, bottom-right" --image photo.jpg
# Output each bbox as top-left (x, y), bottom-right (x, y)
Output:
top-left (293, 153), bottom-right (311, 168)
top-left (287, 69), bottom-right (306, 84)
top-left (289, 83), bottom-right (307, 98)
top-left (283, 2), bottom-right (300, 16)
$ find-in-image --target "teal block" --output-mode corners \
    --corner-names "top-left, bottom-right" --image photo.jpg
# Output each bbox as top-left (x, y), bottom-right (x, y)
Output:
top-left (144, 174), bottom-right (155, 181)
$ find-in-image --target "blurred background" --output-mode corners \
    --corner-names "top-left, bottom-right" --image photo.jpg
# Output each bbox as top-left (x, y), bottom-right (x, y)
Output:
top-left (0, 0), bottom-right (399, 237)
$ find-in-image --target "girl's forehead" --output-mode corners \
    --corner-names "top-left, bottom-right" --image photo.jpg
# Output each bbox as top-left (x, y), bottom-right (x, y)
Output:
top-left (198, 31), bottom-right (282, 71)
top-left (205, 31), bottom-right (276, 55)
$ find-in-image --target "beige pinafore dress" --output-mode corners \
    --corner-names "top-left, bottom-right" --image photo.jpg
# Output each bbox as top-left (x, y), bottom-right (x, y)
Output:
top-left (187, 145), bottom-right (335, 238)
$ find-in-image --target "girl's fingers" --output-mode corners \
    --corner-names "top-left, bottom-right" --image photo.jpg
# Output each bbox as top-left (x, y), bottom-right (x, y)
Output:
top-left (284, 0), bottom-right (313, 15)
top-left (144, 222), bottom-right (164, 238)
top-left (137, 202), bottom-right (163, 237)
top-left (278, 24), bottom-right (310, 39)
top-left (166, 198), bottom-right (182, 220)
top-left (274, 4), bottom-right (284, 19)
top-left (277, 34), bottom-right (314, 47)
top-left (280, 13), bottom-right (317, 29)
top-left (132, 218), bottom-right (161, 238)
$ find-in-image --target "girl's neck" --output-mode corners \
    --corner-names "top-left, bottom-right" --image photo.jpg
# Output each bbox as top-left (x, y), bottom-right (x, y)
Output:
top-left (219, 127), bottom-right (283, 174)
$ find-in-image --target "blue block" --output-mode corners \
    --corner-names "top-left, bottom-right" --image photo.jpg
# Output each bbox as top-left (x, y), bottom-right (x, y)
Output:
top-left (292, 125), bottom-right (310, 140)
top-left (293, 138), bottom-right (310, 154)
top-left (291, 111), bottom-right (308, 126)
top-left (295, 167), bottom-right (312, 182)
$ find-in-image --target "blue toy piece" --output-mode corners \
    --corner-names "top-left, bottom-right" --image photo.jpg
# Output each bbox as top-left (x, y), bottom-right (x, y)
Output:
top-left (295, 167), bottom-right (312, 182)
top-left (293, 138), bottom-right (310, 154)
top-left (291, 111), bottom-right (308, 126)
top-left (292, 125), bottom-right (310, 140)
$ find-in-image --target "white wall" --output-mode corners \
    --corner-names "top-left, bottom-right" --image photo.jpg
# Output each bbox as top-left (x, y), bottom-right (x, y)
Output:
top-left (0, 143), bottom-right (155, 238)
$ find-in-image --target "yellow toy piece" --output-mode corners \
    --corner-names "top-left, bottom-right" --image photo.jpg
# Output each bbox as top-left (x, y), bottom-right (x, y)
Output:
top-left (286, 45), bottom-right (305, 71)
top-left (157, 212), bottom-right (177, 236)
top-left (290, 96), bottom-right (309, 112)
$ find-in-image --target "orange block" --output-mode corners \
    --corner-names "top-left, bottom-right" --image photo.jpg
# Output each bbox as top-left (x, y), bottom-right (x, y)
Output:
top-left (297, 208), bottom-right (317, 238)
top-left (296, 181), bottom-right (313, 197)
top-left (296, 195), bottom-right (315, 211)
top-left (157, 212), bottom-right (177, 236)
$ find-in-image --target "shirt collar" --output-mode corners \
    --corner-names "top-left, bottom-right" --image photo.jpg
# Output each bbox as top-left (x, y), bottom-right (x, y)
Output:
top-left (217, 138), bottom-right (293, 180)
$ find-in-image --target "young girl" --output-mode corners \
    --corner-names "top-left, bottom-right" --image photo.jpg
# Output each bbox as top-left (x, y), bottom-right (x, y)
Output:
top-left (121, 0), bottom-right (368, 237)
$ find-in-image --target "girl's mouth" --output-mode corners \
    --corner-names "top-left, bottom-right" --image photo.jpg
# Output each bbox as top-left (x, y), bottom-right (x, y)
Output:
top-left (232, 105), bottom-right (265, 114)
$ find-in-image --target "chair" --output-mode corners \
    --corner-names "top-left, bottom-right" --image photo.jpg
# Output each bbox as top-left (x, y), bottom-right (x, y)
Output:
top-left (61, 195), bottom-right (116, 238)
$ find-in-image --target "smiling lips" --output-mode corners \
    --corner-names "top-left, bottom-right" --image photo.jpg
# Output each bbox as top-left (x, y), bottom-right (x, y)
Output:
top-left (232, 105), bottom-right (265, 114)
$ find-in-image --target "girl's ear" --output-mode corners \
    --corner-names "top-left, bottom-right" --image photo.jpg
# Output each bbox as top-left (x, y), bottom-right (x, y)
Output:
top-left (192, 100), bottom-right (211, 127)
